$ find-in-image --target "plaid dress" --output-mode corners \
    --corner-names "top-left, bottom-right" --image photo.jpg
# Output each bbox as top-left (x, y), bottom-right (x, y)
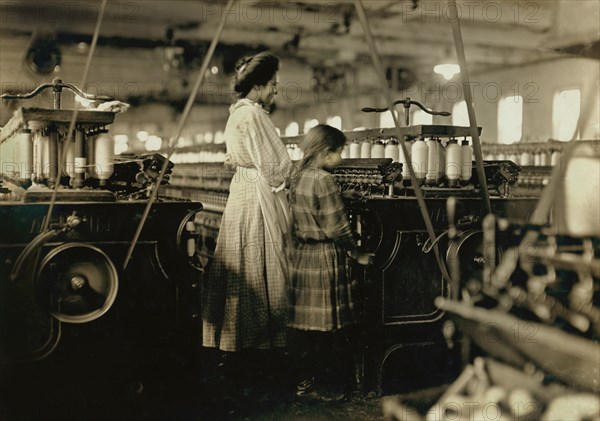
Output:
top-left (202, 99), bottom-right (294, 351)
top-left (289, 166), bottom-right (358, 332)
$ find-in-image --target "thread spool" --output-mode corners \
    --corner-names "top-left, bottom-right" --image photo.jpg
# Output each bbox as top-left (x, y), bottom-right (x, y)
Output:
top-left (520, 151), bottom-right (531, 166)
top-left (349, 139), bottom-right (360, 159)
top-left (533, 152), bottom-right (541, 166)
top-left (64, 136), bottom-right (75, 179)
top-left (551, 150), bottom-right (562, 166)
top-left (412, 138), bottom-right (428, 184)
top-left (360, 139), bottom-right (372, 159)
top-left (94, 130), bottom-right (114, 186)
top-left (0, 133), bottom-right (14, 178)
top-left (40, 134), bottom-right (50, 178)
top-left (33, 134), bottom-right (43, 180)
top-left (292, 144), bottom-right (303, 161)
top-left (341, 143), bottom-right (350, 159)
top-left (72, 130), bottom-right (86, 188)
top-left (86, 132), bottom-right (97, 178)
top-left (540, 151), bottom-right (548, 166)
top-left (426, 138), bottom-right (438, 185)
top-left (384, 139), bottom-right (399, 162)
top-left (400, 141), bottom-right (410, 184)
top-left (32, 133), bottom-right (39, 181)
top-left (47, 130), bottom-right (59, 186)
top-left (437, 138), bottom-right (445, 180)
top-left (371, 139), bottom-right (385, 158)
top-left (3, 134), bottom-right (15, 177)
top-left (446, 139), bottom-right (461, 187)
top-left (461, 139), bottom-right (472, 184)
top-left (17, 129), bottom-right (33, 182)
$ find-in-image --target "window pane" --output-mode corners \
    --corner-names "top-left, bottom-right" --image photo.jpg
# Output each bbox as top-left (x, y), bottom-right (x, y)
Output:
top-left (452, 101), bottom-right (470, 126)
top-left (304, 119), bottom-right (319, 134)
top-left (497, 95), bottom-right (523, 144)
top-left (553, 89), bottom-right (581, 141)
top-left (285, 122), bottom-right (299, 137)
top-left (412, 109), bottom-right (433, 125)
top-left (327, 115), bottom-right (342, 130)
top-left (379, 110), bottom-right (398, 128)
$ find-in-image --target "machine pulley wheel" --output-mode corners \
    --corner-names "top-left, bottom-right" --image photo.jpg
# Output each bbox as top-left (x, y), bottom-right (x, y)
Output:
top-left (36, 243), bottom-right (119, 323)
top-left (446, 230), bottom-right (503, 291)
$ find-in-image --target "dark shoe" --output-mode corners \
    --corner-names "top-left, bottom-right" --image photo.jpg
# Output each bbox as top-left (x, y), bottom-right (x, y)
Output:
top-left (295, 378), bottom-right (315, 397)
top-left (296, 379), bottom-right (346, 402)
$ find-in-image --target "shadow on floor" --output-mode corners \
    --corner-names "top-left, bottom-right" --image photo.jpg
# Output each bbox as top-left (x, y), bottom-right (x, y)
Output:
top-left (0, 345), bottom-right (388, 421)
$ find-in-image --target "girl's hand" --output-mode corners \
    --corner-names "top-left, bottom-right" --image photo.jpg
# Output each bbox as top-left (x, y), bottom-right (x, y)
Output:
top-left (356, 253), bottom-right (374, 266)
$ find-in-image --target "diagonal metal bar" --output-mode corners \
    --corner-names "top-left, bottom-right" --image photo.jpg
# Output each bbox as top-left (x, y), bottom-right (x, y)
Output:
top-left (447, 0), bottom-right (491, 215)
top-left (354, 0), bottom-right (452, 285)
top-left (40, 0), bottom-right (108, 235)
top-left (123, 0), bottom-right (237, 270)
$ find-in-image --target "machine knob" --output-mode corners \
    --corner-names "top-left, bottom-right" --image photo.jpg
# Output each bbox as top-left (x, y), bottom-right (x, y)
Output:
top-left (70, 275), bottom-right (87, 290)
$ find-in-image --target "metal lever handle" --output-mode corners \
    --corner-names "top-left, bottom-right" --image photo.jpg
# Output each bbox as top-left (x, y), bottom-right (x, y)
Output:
top-left (1, 77), bottom-right (114, 102)
top-left (361, 97), bottom-right (451, 116)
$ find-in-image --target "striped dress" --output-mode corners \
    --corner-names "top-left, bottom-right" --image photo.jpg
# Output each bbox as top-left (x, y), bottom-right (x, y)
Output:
top-left (288, 166), bottom-right (358, 332)
top-left (202, 99), bottom-right (294, 351)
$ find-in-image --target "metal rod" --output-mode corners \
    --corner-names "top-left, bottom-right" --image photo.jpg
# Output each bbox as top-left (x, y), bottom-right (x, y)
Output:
top-left (40, 0), bottom-right (107, 235)
top-left (446, 0), bottom-right (491, 215)
top-left (354, 0), bottom-right (452, 285)
top-left (123, 0), bottom-right (237, 270)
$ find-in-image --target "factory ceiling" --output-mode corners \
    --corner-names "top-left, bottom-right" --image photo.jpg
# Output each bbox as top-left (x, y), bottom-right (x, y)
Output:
top-left (0, 0), bottom-right (599, 110)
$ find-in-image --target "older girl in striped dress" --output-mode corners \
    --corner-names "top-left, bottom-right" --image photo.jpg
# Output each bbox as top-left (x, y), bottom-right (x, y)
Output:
top-left (289, 124), bottom-right (372, 400)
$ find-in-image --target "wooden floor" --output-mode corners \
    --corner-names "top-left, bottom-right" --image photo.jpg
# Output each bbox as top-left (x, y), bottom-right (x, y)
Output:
top-left (1, 344), bottom-right (454, 420)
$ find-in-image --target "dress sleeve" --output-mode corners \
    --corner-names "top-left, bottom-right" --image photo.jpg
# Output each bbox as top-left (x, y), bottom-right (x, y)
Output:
top-left (243, 108), bottom-right (293, 187)
top-left (315, 173), bottom-right (357, 250)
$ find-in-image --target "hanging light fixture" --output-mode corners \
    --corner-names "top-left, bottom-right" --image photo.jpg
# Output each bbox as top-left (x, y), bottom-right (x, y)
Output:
top-left (434, 64), bottom-right (460, 80)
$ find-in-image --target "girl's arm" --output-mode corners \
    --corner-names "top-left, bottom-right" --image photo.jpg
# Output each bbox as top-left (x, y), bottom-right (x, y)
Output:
top-left (316, 173), bottom-right (358, 251)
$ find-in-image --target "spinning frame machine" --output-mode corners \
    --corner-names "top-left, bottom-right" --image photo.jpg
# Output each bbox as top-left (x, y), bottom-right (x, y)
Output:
top-left (0, 0), bottom-right (597, 415)
top-left (0, 81), bottom-right (204, 394)
top-left (166, 122), bottom-right (543, 393)
top-left (164, 0), bottom-right (598, 400)
top-left (0, 1), bottom-right (213, 411)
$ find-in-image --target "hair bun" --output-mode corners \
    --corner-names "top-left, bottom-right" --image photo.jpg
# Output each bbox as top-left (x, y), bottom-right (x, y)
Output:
top-left (231, 51), bottom-right (279, 99)
top-left (235, 57), bottom-right (252, 75)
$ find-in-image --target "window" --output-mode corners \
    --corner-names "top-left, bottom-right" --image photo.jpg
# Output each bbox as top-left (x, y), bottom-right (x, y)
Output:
top-left (412, 109), bottom-right (433, 125)
top-left (452, 101), bottom-right (469, 126)
top-left (497, 95), bottom-right (523, 144)
top-left (553, 88), bottom-right (581, 141)
top-left (145, 135), bottom-right (162, 151)
top-left (304, 119), bottom-right (319, 134)
top-left (379, 110), bottom-right (398, 128)
top-left (285, 122), bottom-right (299, 137)
top-left (326, 115), bottom-right (342, 130)
top-left (114, 134), bottom-right (128, 155)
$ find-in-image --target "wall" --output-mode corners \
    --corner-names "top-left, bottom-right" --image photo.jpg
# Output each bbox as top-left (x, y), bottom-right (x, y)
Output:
top-left (272, 57), bottom-right (600, 145)
top-left (468, 57), bottom-right (600, 143)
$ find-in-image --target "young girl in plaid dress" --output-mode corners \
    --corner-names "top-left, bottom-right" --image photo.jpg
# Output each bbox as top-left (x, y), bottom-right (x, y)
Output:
top-left (289, 124), bottom-right (371, 400)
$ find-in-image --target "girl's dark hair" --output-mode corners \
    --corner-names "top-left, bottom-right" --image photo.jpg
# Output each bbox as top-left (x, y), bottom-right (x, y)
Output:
top-left (299, 124), bottom-right (346, 171)
top-left (232, 51), bottom-right (279, 99)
